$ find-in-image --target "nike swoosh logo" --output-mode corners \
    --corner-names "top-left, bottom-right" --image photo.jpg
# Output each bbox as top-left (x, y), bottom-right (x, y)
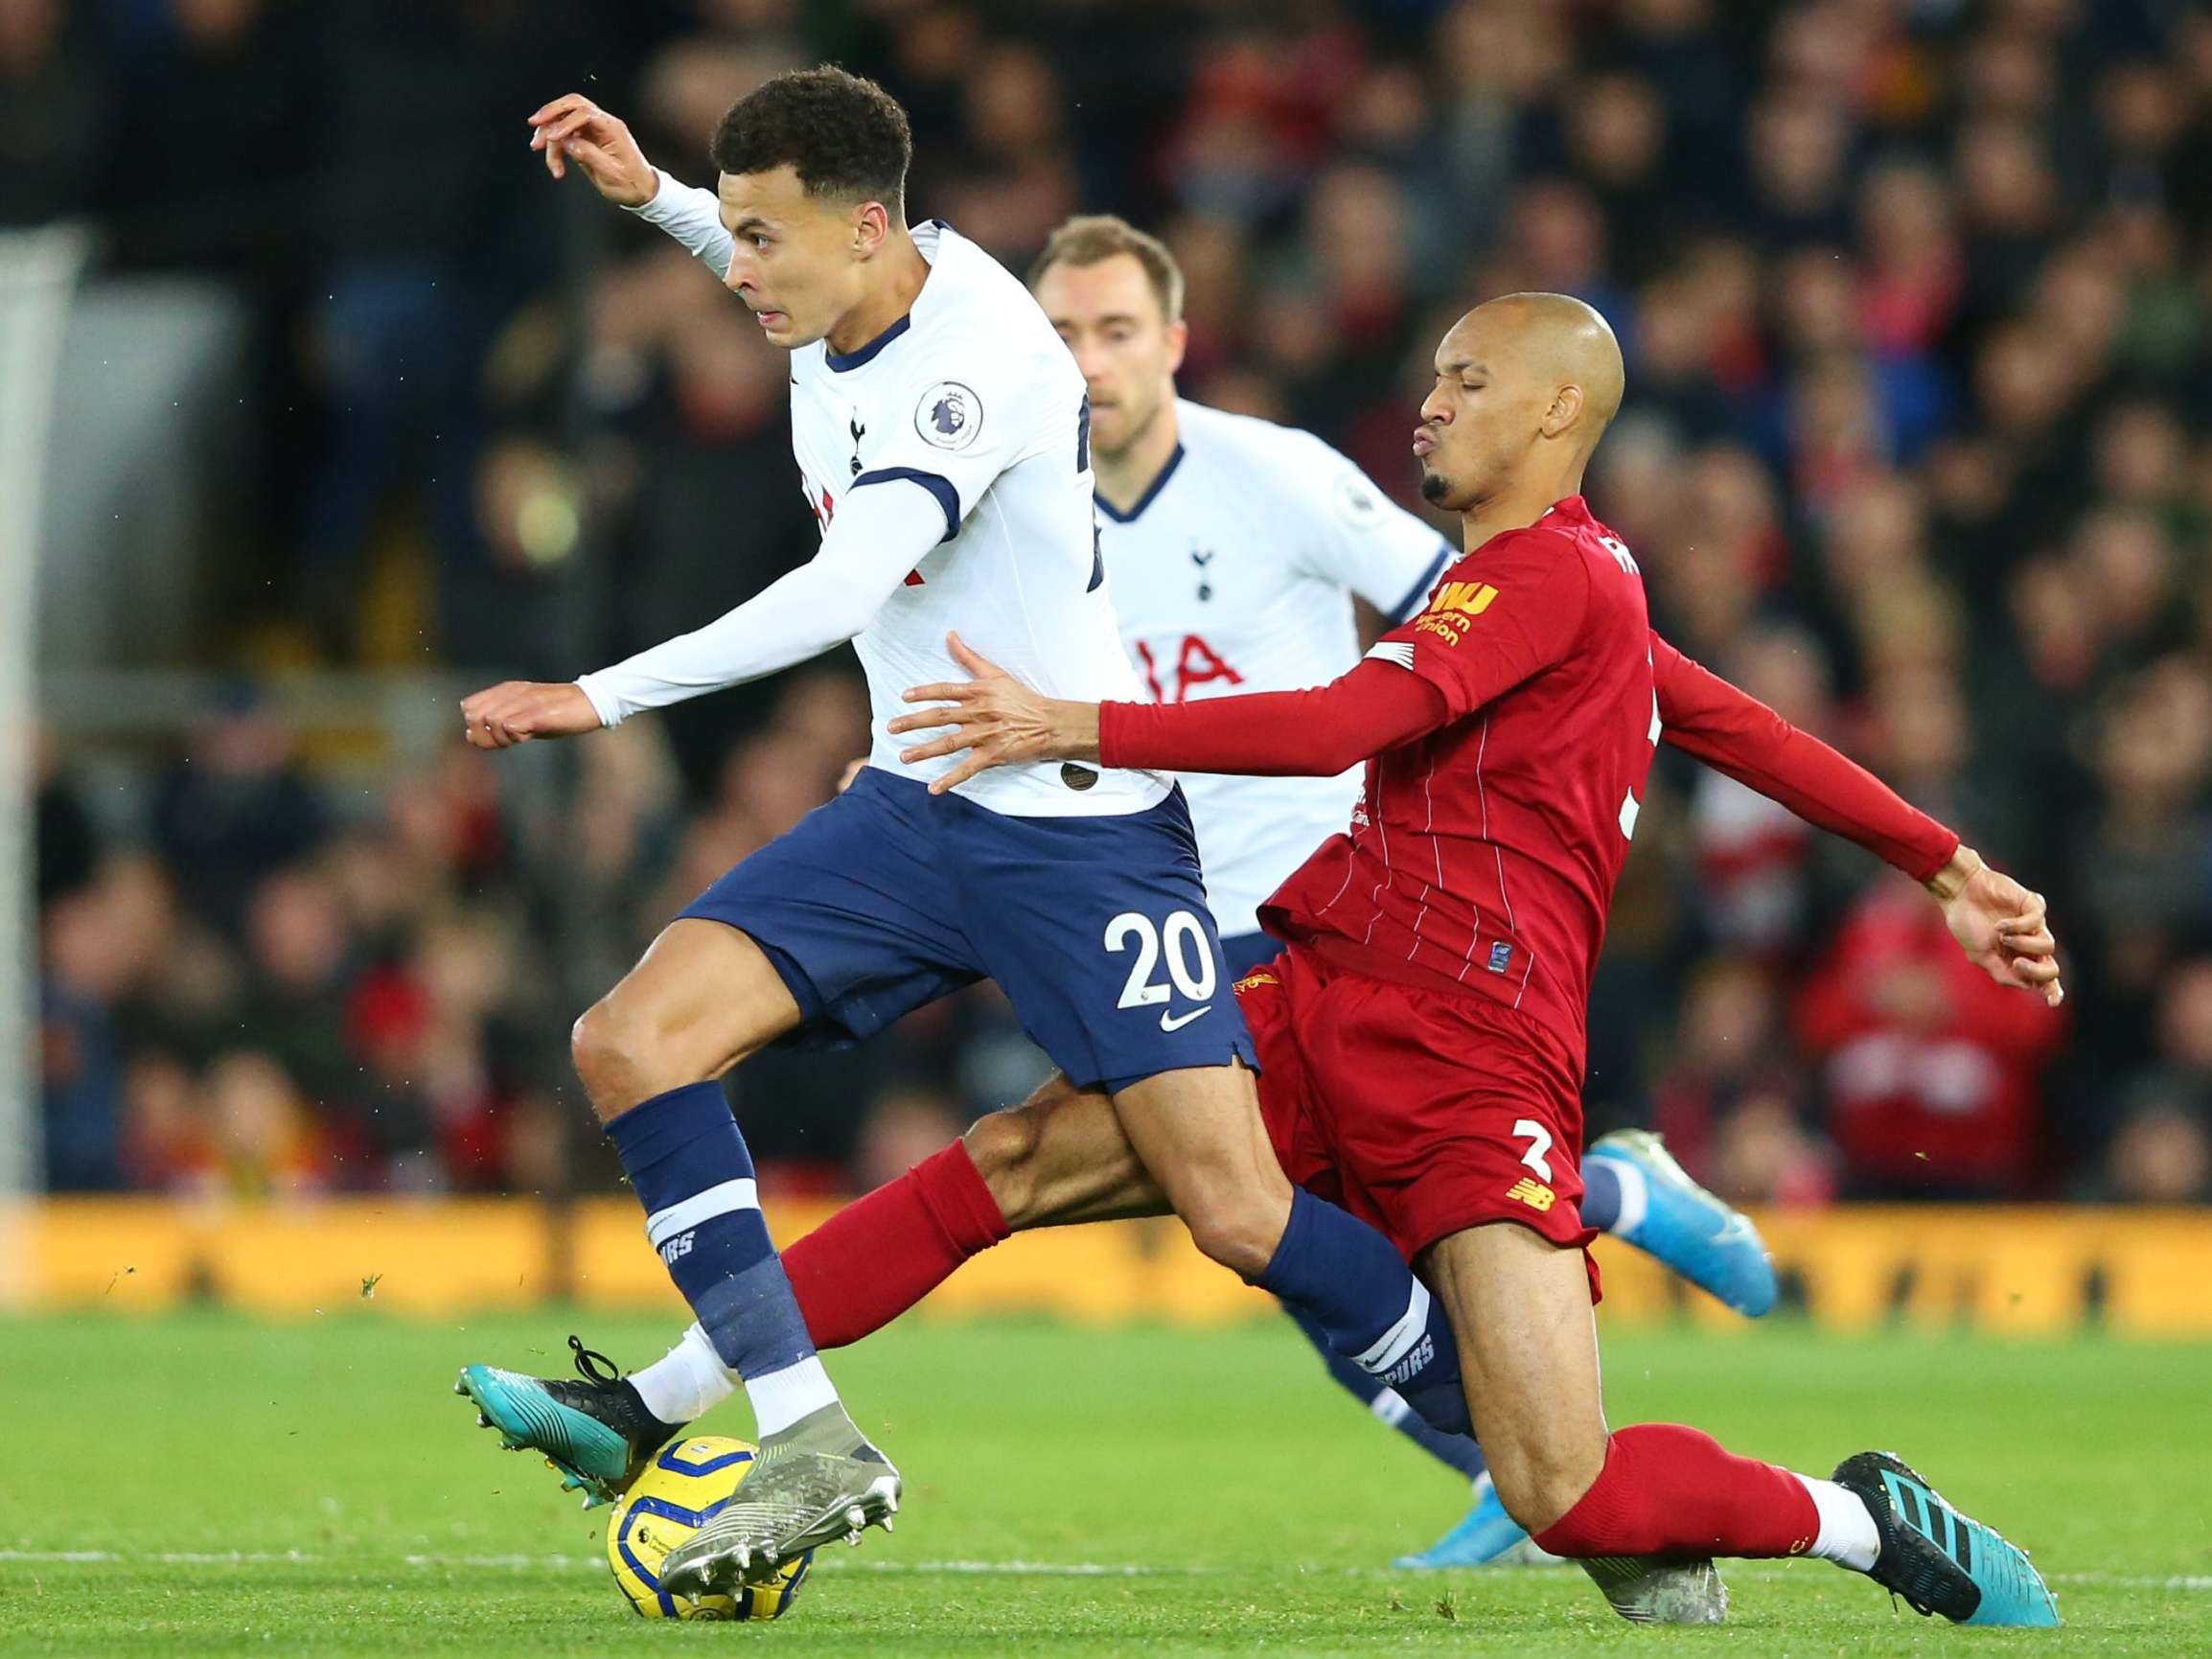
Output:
top-left (1159, 1005), bottom-right (1212, 1032)
top-left (1710, 1214), bottom-right (1759, 1249)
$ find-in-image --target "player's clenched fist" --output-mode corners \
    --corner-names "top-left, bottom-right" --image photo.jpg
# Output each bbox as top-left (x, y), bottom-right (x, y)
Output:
top-left (527, 94), bottom-right (657, 207)
top-left (460, 680), bottom-right (601, 749)
top-left (1925, 846), bottom-right (2066, 1007)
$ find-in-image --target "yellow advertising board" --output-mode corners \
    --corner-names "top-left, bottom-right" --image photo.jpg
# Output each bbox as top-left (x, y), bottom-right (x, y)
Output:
top-left (7, 1198), bottom-right (2212, 1334)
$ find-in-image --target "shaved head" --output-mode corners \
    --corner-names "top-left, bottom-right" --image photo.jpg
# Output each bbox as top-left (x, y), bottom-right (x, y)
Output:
top-left (1476, 291), bottom-right (1624, 434)
top-left (1414, 291), bottom-right (1624, 516)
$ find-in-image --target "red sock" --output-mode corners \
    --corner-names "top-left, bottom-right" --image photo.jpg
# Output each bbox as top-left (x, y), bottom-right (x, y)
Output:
top-left (783, 1141), bottom-right (1011, 1348)
top-left (1532, 1424), bottom-right (1820, 1559)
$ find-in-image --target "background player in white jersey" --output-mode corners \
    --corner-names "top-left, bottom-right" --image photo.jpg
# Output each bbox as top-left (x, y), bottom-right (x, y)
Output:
top-left (1033, 219), bottom-right (1451, 965)
top-left (1029, 215), bottom-right (1780, 1570)
top-left (449, 68), bottom-right (1477, 1596)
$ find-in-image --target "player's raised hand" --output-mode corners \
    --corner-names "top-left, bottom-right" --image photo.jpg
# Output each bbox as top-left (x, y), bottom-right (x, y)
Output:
top-left (1925, 846), bottom-right (2065, 1007)
top-left (890, 634), bottom-right (1101, 794)
top-left (527, 95), bottom-right (658, 207)
top-left (460, 680), bottom-right (602, 749)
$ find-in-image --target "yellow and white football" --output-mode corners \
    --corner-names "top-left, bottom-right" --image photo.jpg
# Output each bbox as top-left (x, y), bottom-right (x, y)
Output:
top-left (605, 1436), bottom-right (813, 1621)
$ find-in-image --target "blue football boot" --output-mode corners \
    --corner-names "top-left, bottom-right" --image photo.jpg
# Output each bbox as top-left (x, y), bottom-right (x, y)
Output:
top-left (1586, 1129), bottom-right (1778, 1317)
top-left (454, 1335), bottom-right (681, 1508)
top-left (1394, 1475), bottom-right (1562, 1570)
top-left (1832, 1451), bottom-right (2059, 1627)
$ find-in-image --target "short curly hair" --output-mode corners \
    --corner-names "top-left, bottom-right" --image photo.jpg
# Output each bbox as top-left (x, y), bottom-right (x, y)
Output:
top-left (709, 67), bottom-right (911, 216)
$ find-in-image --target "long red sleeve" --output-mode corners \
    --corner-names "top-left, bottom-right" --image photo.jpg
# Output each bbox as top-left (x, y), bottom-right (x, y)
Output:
top-left (1098, 658), bottom-right (1450, 776)
top-left (1650, 632), bottom-right (1959, 881)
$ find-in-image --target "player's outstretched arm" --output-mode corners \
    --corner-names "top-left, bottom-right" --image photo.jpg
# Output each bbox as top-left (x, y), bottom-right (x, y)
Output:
top-left (1651, 632), bottom-right (2062, 1005)
top-left (462, 481), bottom-right (939, 746)
top-left (582, 484), bottom-right (936, 726)
top-left (526, 94), bottom-right (735, 280)
top-left (891, 634), bottom-right (1448, 793)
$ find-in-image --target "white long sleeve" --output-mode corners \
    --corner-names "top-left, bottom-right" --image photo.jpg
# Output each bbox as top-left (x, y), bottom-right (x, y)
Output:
top-left (626, 167), bottom-right (735, 283)
top-left (575, 477), bottom-right (946, 726)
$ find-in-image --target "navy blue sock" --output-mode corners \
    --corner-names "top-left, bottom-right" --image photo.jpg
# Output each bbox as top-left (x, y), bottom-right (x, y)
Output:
top-left (1283, 1306), bottom-right (1488, 1482)
top-left (1256, 1188), bottom-right (1468, 1436)
top-left (605, 1082), bottom-right (826, 1411)
top-left (1581, 1159), bottom-right (1624, 1233)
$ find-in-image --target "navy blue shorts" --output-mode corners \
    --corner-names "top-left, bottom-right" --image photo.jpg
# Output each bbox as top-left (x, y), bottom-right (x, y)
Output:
top-left (1220, 931), bottom-right (1287, 982)
top-left (681, 768), bottom-right (1256, 1094)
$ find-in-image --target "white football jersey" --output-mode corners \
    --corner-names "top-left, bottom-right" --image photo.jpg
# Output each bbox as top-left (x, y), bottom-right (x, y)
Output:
top-left (794, 221), bottom-right (1164, 817)
top-left (1101, 400), bottom-right (1454, 935)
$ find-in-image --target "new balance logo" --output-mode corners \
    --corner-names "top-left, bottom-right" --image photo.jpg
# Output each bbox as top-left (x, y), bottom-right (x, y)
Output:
top-left (1506, 1177), bottom-right (1555, 1212)
top-left (1380, 1333), bottom-right (1435, 1387)
top-left (659, 1232), bottom-right (696, 1265)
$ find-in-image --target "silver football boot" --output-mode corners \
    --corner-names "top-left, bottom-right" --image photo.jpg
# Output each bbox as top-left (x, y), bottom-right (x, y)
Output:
top-left (659, 1401), bottom-right (901, 1594)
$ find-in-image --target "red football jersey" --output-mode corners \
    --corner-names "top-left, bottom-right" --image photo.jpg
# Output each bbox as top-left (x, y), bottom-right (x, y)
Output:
top-left (1260, 495), bottom-right (1656, 1062)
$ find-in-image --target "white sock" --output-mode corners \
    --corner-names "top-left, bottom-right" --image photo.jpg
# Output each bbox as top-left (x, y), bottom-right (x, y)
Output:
top-left (630, 1322), bottom-right (741, 1426)
top-left (1795, 1474), bottom-right (1881, 1572)
top-left (1601, 1154), bottom-right (1650, 1238)
top-left (746, 1354), bottom-right (841, 1439)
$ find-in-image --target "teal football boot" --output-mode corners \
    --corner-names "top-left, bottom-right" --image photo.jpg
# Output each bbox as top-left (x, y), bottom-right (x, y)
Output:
top-left (454, 1336), bottom-right (681, 1508)
top-left (1832, 1451), bottom-right (2059, 1626)
top-left (1586, 1129), bottom-right (1778, 1317)
top-left (1394, 1476), bottom-right (1560, 1569)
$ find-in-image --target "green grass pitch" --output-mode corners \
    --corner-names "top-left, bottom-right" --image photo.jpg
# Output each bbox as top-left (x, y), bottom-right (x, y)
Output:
top-left (3, 1311), bottom-right (2207, 1655)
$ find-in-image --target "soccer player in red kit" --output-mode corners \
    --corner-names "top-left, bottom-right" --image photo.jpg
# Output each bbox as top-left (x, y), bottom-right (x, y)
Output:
top-left (881, 293), bottom-right (2063, 1627)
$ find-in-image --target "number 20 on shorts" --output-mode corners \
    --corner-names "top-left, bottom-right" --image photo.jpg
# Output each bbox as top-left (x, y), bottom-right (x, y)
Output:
top-left (1105, 910), bottom-right (1218, 1009)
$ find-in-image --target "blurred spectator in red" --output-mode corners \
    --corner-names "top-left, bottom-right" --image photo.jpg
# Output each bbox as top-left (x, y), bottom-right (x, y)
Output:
top-left (1855, 162), bottom-right (1964, 357)
top-left (1797, 876), bottom-right (2067, 1197)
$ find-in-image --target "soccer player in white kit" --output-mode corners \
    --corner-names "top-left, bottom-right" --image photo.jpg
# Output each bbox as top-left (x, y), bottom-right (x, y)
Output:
top-left (1026, 216), bottom-right (1781, 1570)
top-left (451, 69), bottom-right (1478, 1598)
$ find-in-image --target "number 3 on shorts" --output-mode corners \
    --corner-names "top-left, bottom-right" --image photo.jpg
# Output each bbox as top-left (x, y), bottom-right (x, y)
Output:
top-left (1105, 910), bottom-right (1218, 1009)
top-left (1511, 1118), bottom-right (1555, 1182)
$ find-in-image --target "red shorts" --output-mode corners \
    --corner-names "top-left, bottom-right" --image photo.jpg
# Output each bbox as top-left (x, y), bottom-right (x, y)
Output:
top-left (1236, 941), bottom-right (1601, 1299)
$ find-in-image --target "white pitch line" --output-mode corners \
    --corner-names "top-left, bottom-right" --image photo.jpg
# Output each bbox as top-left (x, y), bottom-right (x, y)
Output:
top-left (1, 1551), bottom-right (2204, 1593)
top-left (0, 1551), bottom-right (1190, 1576)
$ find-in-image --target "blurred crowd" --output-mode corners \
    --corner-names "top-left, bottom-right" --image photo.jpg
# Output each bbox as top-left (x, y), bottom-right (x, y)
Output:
top-left (21, 0), bottom-right (2212, 1207)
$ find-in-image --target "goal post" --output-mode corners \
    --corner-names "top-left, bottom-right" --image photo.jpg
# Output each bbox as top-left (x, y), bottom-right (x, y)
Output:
top-left (0, 224), bottom-right (93, 1230)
